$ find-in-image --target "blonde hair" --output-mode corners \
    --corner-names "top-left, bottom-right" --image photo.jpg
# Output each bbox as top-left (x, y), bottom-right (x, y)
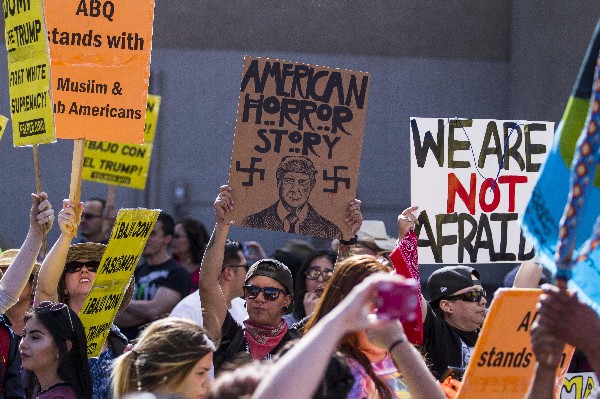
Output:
top-left (112, 318), bottom-right (215, 398)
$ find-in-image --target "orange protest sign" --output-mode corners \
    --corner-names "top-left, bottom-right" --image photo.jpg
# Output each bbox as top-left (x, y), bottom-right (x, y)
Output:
top-left (43, 0), bottom-right (155, 144)
top-left (457, 289), bottom-right (574, 399)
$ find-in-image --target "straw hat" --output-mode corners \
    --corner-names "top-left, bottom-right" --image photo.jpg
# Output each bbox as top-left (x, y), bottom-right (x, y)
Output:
top-left (0, 248), bottom-right (41, 284)
top-left (59, 243), bottom-right (134, 315)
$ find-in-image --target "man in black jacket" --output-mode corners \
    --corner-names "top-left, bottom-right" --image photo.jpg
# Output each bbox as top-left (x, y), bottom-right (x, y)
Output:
top-left (422, 265), bottom-right (487, 379)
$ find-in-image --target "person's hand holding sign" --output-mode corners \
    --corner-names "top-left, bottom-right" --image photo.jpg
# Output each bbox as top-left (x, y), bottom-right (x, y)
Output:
top-left (30, 192), bottom-right (54, 238)
top-left (58, 199), bottom-right (83, 239)
top-left (345, 199), bottom-right (363, 238)
top-left (215, 185), bottom-right (234, 225)
top-left (397, 206), bottom-right (419, 241)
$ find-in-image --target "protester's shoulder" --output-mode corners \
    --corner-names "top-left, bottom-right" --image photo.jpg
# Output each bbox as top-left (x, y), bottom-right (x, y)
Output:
top-left (38, 383), bottom-right (78, 399)
top-left (423, 302), bottom-right (450, 337)
top-left (171, 291), bottom-right (201, 317)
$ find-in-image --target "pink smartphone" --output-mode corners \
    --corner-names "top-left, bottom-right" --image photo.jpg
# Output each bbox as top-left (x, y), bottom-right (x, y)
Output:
top-left (375, 278), bottom-right (419, 322)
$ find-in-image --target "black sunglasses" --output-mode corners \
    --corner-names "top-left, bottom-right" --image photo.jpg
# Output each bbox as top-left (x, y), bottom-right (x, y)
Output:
top-left (243, 285), bottom-right (286, 301)
top-left (445, 289), bottom-right (487, 303)
top-left (65, 260), bottom-right (100, 274)
top-left (37, 301), bottom-right (74, 334)
top-left (305, 267), bottom-right (334, 282)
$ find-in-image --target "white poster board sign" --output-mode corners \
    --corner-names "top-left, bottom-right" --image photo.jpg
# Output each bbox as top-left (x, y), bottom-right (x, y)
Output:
top-left (410, 118), bottom-right (554, 264)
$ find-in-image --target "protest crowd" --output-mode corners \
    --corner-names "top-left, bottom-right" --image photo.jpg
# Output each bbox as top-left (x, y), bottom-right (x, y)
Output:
top-left (0, 183), bottom-right (595, 399)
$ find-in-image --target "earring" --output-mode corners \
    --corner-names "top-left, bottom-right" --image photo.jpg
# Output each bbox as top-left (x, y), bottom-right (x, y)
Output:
top-left (282, 305), bottom-right (288, 313)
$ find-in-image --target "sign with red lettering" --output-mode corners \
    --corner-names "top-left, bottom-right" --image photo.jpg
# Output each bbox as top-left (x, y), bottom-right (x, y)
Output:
top-left (410, 118), bottom-right (554, 264)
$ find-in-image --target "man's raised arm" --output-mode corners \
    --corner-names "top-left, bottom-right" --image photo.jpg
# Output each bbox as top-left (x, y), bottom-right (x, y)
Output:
top-left (200, 185), bottom-right (235, 341)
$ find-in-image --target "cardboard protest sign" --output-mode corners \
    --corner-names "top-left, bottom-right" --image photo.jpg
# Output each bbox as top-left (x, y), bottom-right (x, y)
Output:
top-left (43, 0), bottom-right (155, 143)
top-left (0, 116), bottom-right (8, 142)
top-left (410, 118), bottom-right (554, 264)
top-left (561, 373), bottom-right (598, 398)
top-left (457, 289), bottom-right (573, 399)
top-left (227, 56), bottom-right (370, 240)
top-left (79, 208), bottom-right (159, 357)
top-left (81, 94), bottom-right (161, 189)
top-left (4, 0), bottom-right (55, 146)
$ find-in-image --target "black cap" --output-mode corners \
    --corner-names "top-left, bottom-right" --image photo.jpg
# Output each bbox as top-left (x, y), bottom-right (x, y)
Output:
top-left (427, 265), bottom-right (481, 305)
top-left (245, 259), bottom-right (294, 295)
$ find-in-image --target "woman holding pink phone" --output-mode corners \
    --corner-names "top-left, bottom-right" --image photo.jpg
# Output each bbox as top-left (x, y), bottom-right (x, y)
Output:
top-left (302, 255), bottom-right (445, 399)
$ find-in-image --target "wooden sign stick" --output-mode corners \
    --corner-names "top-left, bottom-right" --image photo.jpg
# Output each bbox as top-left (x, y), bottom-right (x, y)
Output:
top-left (32, 144), bottom-right (48, 256)
top-left (69, 139), bottom-right (86, 236)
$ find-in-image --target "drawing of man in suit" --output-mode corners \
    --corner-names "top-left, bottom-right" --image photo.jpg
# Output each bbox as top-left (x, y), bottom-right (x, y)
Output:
top-left (242, 156), bottom-right (342, 239)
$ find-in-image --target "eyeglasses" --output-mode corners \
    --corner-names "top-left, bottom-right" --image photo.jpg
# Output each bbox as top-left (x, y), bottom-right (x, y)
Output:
top-left (243, 285), bottom-right (286, 301)
top-left (37, 301), bottom-right (74, 335)
top-left (81, 212), bottom-right (103, 220)
top-left (445, 289), bottom-right (487, 303)
top-left (65, 260), bottom-right (100, 274)
top-left (305, 267), bottom-right (334, 281)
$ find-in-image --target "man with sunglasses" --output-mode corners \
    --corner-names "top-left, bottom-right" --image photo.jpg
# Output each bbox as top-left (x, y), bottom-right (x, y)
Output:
top-left (422, 265), bottom-right (488, 379)
top-left (201, 185), bottom-right (298, 373)
top-left (77, 197), bottom-right (110, 244)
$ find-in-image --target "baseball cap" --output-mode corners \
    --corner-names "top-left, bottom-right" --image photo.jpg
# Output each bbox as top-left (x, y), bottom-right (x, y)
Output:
top-left (245, 259), bottom-right (294, 295)
top-left (427, 265), bottom-right (481, 306)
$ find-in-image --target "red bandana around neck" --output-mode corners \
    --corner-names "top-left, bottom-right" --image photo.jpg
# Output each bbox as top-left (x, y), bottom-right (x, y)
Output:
top-left (243, 318), bottom-right (288, 360)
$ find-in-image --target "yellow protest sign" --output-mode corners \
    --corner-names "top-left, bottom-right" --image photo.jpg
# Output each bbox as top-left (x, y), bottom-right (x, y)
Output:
top-left (4, 0), bottom-right (55, 146)
top-left (79, 208), bottom-right (159, 357)
top-left (81, 95), bottom-right (161, 189)
top-left (0, 116), bottom-right (8, 142)
top-left (43, 0), bottom-right (155, 143)
top-left (457, 289), bottom-right (574, 399)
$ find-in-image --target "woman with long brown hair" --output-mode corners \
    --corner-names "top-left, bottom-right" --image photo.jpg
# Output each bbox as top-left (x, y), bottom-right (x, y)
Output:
top-left (304, 255), bottom-right (444, 399)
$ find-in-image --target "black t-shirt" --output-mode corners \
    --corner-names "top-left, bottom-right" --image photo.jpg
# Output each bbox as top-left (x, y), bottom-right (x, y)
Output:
top-left (423, 304), bottom-right (479, 379)
top-left (121, 258), bottom-right (191, 340)
top-left (213, 311), bottom-right (298, 373)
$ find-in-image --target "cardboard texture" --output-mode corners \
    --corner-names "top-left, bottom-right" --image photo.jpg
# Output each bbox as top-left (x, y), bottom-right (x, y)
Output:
top-left (78, 208), bottom-right (159, 357)
top-left (410, 118), bottom-right (555, 264)
top-left (5, 0), bottom-right (56, 146)
top-left (227, 56), bottom-right (370, 240)
top-left (81, 94), bottom-right (161, 189)
top-left (43, 0), bottom-right (154, 143)
top-left (457, 289), bottom-right (574, 399)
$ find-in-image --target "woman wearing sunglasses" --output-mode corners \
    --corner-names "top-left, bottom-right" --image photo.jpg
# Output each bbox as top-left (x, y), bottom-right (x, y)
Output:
top-left (20, 301), bottom-right (92, 399)
top-left (34, 200), bottom-right (132, 399)
top-left (285, 250), bottom-right (337, 325)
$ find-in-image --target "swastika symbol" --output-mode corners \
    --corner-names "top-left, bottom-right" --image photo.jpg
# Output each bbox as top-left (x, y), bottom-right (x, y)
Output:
top-left (236, 157), bottom-right (266, 186)
top-left (323, 166), bottom-right (350, 193)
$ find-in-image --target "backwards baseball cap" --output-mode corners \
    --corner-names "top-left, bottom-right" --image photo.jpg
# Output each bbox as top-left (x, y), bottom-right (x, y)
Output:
top-left (427, 265), bottom-right (481, 306)
top-left (245, 259), bottom-right (294, 295)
